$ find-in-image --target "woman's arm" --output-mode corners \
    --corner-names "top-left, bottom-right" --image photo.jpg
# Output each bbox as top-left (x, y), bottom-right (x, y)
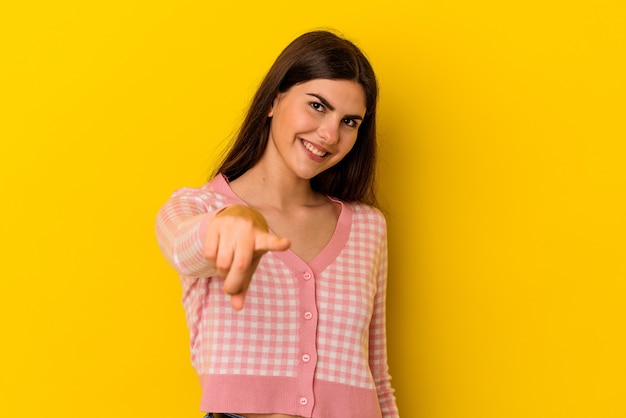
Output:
top-left (368, 217), bottom-right (400, 417)
top-left (156, 186), bottom-right (290, 310)
top-left (155, 188), bottom-right (223, 278)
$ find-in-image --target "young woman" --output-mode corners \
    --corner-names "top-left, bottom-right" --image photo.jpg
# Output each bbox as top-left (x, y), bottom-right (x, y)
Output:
top-left (156, 30), bottom-right (399, 418)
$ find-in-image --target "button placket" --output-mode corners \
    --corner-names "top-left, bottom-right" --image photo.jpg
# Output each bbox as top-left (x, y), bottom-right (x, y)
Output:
top-left (296, 268), bottom-right (317, 415)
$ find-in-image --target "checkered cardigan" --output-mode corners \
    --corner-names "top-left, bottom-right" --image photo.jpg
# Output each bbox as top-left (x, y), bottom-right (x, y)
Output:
top-left (156, 174), bottom-right (399, 417)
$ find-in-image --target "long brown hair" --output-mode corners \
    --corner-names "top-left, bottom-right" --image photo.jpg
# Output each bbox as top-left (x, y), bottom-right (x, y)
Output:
top-left (215, 30), bottom-right (379, 206)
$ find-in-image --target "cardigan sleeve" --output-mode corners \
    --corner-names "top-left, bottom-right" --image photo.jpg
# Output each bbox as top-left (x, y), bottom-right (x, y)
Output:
top-left (368, 214), bottom-right (400, 417)
top-left (155, 186), bottom-right (226, 279)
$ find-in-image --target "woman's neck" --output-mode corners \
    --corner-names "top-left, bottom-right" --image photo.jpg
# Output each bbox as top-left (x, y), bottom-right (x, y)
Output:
top-left (229, 164), bottom-right (324, 211)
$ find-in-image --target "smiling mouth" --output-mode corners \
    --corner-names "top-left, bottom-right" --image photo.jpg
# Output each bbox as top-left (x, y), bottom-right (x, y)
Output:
top-left (302, 139), bottom-right (328, 157)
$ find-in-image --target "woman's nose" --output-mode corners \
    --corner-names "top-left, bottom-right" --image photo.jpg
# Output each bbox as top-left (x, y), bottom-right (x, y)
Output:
top-left (318, 119), bottom-right (339, 144)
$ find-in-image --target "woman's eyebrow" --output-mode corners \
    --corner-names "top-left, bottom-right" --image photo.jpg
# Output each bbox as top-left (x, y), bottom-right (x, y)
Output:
top-left (307, 93), bottom-right (335, 110)
top-left (306, 93), bottom-right (364, 120)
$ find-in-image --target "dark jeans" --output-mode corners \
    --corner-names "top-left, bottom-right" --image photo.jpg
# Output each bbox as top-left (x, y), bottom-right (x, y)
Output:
top-left (204, 414), bottom-right (246, 418)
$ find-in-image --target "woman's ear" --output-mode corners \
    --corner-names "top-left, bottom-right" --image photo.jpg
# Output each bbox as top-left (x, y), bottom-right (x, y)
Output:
top-left (268, 95), bottom-right (280, 117)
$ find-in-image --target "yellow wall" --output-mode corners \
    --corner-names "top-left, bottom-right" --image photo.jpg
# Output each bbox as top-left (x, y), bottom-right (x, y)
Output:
top-left (1, 1), bottom-right (624, 417)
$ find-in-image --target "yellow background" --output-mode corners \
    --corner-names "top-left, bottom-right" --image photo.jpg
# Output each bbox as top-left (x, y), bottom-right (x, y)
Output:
top-left (1, 1), bottom-right (625, 417)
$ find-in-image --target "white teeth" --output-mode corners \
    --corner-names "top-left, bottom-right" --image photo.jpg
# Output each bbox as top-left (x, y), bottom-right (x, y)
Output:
top-left (304, 141), bottom-right (327, 157)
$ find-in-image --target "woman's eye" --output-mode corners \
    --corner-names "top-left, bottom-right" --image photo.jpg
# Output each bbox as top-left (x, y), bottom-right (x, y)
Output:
top-left (343, 118), bottom-right (358, 128)
top-left (310, 102), bottom-right (324, 112)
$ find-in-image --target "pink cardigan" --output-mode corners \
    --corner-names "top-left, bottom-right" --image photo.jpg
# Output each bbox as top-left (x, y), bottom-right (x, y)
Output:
top-left (155, 174), bottom-right (399, 417)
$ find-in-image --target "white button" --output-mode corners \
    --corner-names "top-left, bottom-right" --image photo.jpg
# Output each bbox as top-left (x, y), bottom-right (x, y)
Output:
top-left (300, 397), bottom-right (308, 405)
top-left (304, 311), bottom-right (313, 320)
top-left (302, 354), bottom-right (311, 363)
top-left (303, 272), bottom-right (312, 280)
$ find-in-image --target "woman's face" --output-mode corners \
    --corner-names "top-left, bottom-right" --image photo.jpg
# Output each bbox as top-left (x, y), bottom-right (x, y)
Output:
top-left (266, 78), bottom-right (367, 180)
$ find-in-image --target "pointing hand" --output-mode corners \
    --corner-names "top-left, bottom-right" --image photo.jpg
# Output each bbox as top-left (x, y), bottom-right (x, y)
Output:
top-left (203, 205), bottom-right (290, 310)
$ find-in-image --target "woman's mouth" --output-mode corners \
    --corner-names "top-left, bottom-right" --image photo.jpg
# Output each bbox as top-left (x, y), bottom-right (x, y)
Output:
top-left (302, 139), bottom-right (328, 157)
